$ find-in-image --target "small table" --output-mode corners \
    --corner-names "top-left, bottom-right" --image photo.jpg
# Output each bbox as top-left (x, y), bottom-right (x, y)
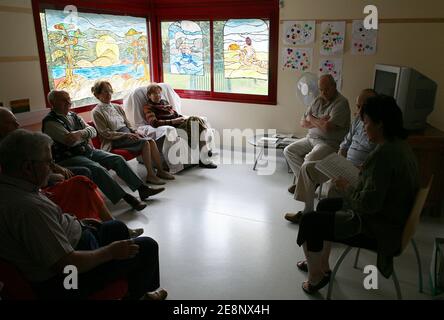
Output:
top-left (247, 134), bottom-right (298, 171)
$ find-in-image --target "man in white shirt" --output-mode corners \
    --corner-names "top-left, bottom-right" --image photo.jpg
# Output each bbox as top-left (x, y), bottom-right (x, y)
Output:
top-left (284, 74), bottom-right (350, 196)
top-left (0, 129), bottom-right (166, 299)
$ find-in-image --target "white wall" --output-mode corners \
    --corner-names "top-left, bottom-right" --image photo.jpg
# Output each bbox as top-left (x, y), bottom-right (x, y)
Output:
top-left (182, 0), bottom-right (444, 141)
top-left (1, 0), bottom-right (443, 135)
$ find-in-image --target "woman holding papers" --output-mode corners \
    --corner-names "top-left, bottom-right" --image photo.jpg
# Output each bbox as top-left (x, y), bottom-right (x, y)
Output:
top-left (295, 95), bottom-right (419, 294)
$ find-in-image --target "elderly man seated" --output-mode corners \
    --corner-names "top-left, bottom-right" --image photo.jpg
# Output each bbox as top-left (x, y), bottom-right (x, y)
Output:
top-left (0, 107), bottom-right (143, 238)
top-left (0, 129), bottom-right (167, 300)
top-left (284, 74), bottom-right (350, 199)
top-left (42, 90), bottom-right (164, 211)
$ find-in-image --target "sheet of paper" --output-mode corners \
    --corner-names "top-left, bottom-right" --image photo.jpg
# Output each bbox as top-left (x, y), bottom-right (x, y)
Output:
top-left (319, 58), bottom-right (343, 89)
top-left (282, 47), bottom-right (313, 71)
top-left (283, 20), bottom-right (315, 45)
top-left (315, 153), bottom-right (360, 187)
top-left (351, 20), bottom-right (377, 55)
top-left (320, 21), bottom-right (346, 55)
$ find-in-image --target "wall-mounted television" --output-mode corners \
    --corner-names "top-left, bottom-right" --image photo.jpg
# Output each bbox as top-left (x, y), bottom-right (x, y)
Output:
top-left (373, 64), bottom-right (437, 130)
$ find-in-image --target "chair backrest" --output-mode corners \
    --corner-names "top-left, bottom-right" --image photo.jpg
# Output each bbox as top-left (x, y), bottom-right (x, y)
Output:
top-left (400, 176), bottom-right (433, 251)
top-left (158, 83), bottom-right (182, 114)
top-left (0, 259), bottom-right (35, 299)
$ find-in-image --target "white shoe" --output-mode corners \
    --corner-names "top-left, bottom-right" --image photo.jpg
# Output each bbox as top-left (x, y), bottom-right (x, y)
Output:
top-left (129, 228), bottom-right (144, 238)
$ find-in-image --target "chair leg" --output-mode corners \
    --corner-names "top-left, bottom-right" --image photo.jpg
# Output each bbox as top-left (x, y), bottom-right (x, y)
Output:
top-left (353, 248), bottom-right (361, 269)
top-left (391, 268), bottom-right (402, 300)
top-left (410, 239), bottom-right (423, 293)
top-left (253, 148), bottom-right (264, 171)
top-left (327, 246), bottom-right (353, 300)
top-left (285, 158), bottom-right (292, 174)
top-left (317, 183), bottom-right (323, 200)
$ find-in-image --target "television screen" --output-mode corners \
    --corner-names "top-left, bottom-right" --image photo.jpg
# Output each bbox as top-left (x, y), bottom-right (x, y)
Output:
top-left (373, 64), bottom-right (437, 130)
top-left (374, 70), bottom-right (397, 97)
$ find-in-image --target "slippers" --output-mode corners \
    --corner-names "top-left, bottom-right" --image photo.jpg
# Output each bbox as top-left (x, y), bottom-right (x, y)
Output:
top-left (146, 176), bottom-right (166, 185)
top-left (297, 260), bottom-right (332, 277)
top-left (301, 275), bottom-right (330, 295)
top-left (297, 260), bottom-right (308, 272)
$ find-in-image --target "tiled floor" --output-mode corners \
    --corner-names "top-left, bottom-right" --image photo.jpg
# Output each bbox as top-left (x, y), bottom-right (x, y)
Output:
top-left (106, 149), bottom-right (444, 300)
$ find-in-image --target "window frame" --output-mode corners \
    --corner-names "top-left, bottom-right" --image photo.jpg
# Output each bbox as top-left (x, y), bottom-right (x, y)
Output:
top-left (32, 0), bottom-right (153, 113)
top-left (32, 0), bottom-right (279, 112)
top-left (152, 0), bottom-right (279, 105)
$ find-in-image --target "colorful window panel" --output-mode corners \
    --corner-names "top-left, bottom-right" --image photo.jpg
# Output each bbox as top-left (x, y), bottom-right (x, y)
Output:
top-left (40, 9), bottom-right (150, 107)
top-left (161, 21), bottom-right (210, 91)
top-left (214, 19), bottom-right (269, 95)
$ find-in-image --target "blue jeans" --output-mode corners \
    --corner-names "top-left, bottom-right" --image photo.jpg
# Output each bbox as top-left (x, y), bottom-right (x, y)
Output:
top-left (33, 220), bottom-right (160, 300)
top-left (58, 149), bottom-right (144, 203)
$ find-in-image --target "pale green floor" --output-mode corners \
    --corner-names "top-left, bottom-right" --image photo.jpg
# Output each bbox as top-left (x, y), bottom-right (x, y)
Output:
top-left (105, 149), bottom-right (444, 300)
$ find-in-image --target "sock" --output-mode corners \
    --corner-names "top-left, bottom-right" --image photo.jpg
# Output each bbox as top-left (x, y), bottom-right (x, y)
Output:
top-left (302, 203), bottom-right (314, 213)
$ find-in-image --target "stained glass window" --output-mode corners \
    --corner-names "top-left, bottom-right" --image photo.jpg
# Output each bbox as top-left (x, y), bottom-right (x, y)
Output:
top-left (40, 9), bottom-right (150, 107)
top-left (214, 19), bottom-right (269, 95)
top-left (161, 21), bottom-right (210, 91)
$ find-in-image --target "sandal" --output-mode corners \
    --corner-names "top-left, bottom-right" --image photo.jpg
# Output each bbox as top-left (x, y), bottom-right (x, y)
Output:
top-left (146, 176), bottom-right (166, 185)
top-left (157, 171), bottom-right (175, 180)
top-left (141, 288), bottom-right (168, 300)
top-left (296, 260), bottom-right (332, 277)
top-left (301, 275), bottom-right (330, 295)
top-left (297, 260), bottom-right (308, 272)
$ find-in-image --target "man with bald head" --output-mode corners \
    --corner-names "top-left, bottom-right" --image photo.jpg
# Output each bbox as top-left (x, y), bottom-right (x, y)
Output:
top-left (0, 107), bottom-right (19, 138)
top-left (285, 88), bottom-right (377, 223)
top-left (42, 90), bottom-right (164, 211)
top-left (284, 74), bottom-right (350, 200)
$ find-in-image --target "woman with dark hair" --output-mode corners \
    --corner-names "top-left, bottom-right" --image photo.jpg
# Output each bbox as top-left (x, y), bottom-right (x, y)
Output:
top-left (295, 94), bottom-right (419, 294)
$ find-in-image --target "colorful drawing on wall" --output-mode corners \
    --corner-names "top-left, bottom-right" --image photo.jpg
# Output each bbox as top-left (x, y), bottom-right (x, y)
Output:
top-left (168, 21), bottom-right (204, 76)
top-left (282, 47), bottom-right (312, 71)
top-left (41, 9), bottom-right (150, 106)
top-left (223, 19), bottom-right (269, 80)
top-left (320, 21), bottom-right (345, 55)
top-left (351, 20), bottom-right (377, 55)
top-left (283, 21), bottom-right (315, 45)
top-left (319, 58), bottom-right (343, 88)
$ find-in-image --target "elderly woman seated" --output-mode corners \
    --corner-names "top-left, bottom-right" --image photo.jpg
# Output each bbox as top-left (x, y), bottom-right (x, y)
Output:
top-left (143, 83), bottom-right (217, 169)
top-left (91, 80), bottom-right (175, 185)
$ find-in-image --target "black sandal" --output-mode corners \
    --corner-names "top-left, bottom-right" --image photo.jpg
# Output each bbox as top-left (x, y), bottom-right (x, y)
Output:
top-left (297, 260), bottom-right (308, 272)
top-left (301, 275), bottom-right (330, 295)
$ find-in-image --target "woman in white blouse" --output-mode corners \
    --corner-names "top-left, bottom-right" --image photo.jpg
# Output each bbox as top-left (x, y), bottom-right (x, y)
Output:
top-left (91, 81), bottom-right (174, 185)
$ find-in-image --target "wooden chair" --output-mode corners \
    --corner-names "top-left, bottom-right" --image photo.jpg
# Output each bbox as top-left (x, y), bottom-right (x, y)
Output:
top-left (327, 177), bottom-right (433, 300)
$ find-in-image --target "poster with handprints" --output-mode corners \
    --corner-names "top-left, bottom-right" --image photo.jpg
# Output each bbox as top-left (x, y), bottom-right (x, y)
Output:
top-left (283, 21), bottom-right (315, 45)
top-left (282, 47), bottom-right (312, 71)
top-left (319, 58), bottom-right (343, 88)
top-left (351, 20), bottom-right (377, 55)
top-left (320, 21), bottom-right (345, 55)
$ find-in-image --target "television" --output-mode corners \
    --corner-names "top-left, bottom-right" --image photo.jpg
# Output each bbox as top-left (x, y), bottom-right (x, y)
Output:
top-left (373, 64), bottom-right (437, 130)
